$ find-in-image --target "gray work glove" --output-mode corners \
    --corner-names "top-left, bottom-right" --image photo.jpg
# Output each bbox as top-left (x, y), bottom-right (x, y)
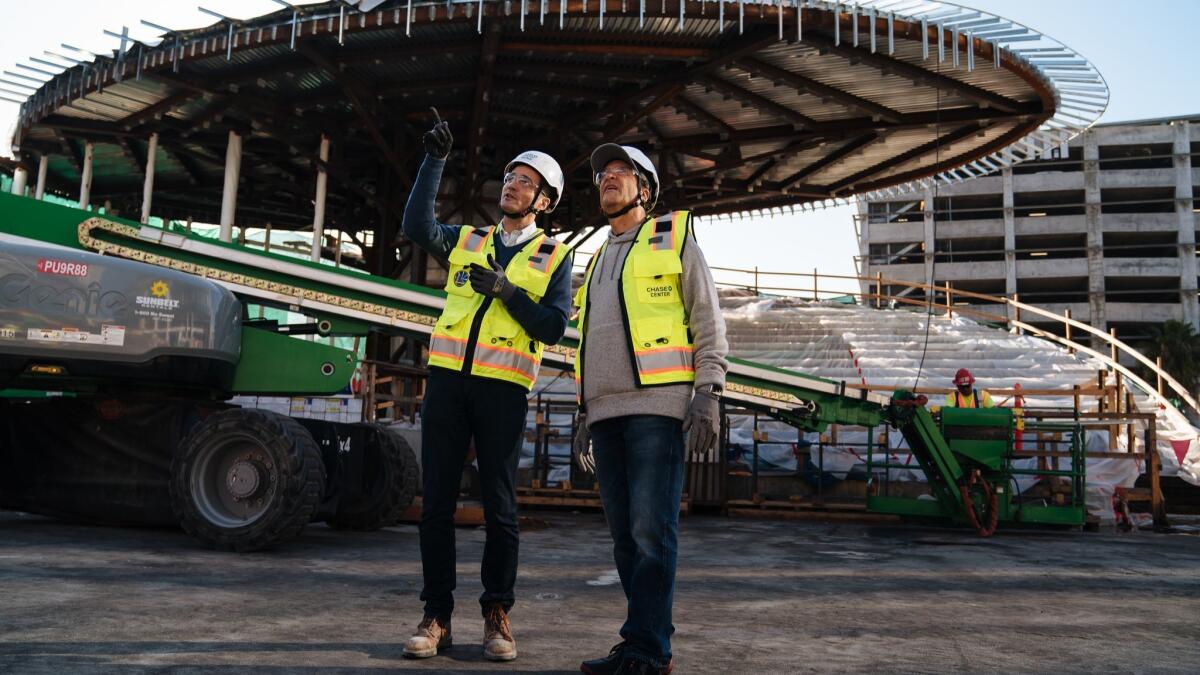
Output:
top-left (572, 413), bottom-right (595, 474)
top-left (682, 389), bottom-right (720, 458)
top-left (470, 254), bottom-right (517, 301)
top-left (423, 121), bottom-right (453, 159)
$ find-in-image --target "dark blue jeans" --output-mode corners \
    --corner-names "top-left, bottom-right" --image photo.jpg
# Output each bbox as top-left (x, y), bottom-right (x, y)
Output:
top-left (418, 369), bottom-right (526, 620)
top-left (591, 415), bottom-right (685, 669)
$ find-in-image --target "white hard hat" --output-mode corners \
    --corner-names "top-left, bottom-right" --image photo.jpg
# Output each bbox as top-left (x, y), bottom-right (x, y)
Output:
top-left (505, 150), bottom-right (564, 212)
top-left (590, 143), bottom-right (660, 212)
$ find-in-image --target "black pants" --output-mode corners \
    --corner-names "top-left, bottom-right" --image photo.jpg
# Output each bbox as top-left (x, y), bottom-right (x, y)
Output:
top-left (419, 368), bottom-right (526, 620)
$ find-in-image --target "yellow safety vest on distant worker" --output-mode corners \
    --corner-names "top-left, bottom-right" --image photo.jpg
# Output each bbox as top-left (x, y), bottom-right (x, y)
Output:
top-left (943, 388), bottom-right (995, 409)
top-left (574, 211), bottom-right (696, 399)
top-left (427, 225), bottom-right (568, 390)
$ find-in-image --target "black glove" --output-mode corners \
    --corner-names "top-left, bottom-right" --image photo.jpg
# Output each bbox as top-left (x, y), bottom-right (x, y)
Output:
top-left (572, 412), bottom-right (595, 474)
top-left (469, 254), bottom-right (516, 301)
top-left (423, 121), bottom-right (453, 159)
top-left (682, 389), bottom-right (720, 458)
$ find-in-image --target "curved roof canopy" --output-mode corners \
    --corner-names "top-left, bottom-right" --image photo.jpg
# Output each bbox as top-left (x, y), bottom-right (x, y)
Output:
top-left (8, 0), bottom-right (1106, 241)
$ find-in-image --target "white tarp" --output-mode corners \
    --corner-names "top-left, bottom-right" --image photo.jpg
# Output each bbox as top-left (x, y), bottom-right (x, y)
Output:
top-left (720, 294), bottom-right (1200, 487)
top-left (475, 294), bottom-right (1197, 509)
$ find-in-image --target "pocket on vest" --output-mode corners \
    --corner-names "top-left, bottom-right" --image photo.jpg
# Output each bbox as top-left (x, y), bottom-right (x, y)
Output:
top-left (482, 305), bottom-right (523, 347)
top-left (632, 252), bottom-right (682, 304)
top-left (632, 316), bottom-right (675, 349)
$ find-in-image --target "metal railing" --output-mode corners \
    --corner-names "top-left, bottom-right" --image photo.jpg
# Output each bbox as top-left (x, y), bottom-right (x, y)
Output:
top-left (693, 265), bottom-right (1197, 424)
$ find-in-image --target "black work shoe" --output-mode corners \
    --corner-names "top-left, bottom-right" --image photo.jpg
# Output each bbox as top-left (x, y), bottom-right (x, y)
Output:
top-left (581, 642), bottom-right (627, 675)
top-left (613, 657), bottom-right (672, 675)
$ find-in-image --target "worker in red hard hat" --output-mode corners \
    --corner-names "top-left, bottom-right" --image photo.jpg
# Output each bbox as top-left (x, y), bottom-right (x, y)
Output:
top-left (943, 368), bottom-right (994, 409)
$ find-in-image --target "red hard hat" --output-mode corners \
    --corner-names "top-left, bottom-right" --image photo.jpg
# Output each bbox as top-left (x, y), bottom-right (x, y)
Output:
top-left (954, 368), bottom-right (975, 386)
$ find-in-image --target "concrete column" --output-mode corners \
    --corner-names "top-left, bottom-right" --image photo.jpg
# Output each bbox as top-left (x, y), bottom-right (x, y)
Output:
top-left (34, 154), bottom-right (48, 200)
top-left (856, 196), bottom-right (872, 297)
top-left (79, 141), bottom-right (94, 210)
top-left (311, 134), bottom-right (330, 263)
top-left (140, 132), bottom-right (158, 224)
top-left (219, 130), bottom-right (242, 243)
top-left (1174, 120), bottom-right (1198, 329)
top-left (10, 167), bottom-right (27, 196)
top-left (1083, 130), bottom-right (1106, 348)
top-left (923, 186), bottom-right (936, 296)
top-left (1002, 167), bottom-right (1017, 321)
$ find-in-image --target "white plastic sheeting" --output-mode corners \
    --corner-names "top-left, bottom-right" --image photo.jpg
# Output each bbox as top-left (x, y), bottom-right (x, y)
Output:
top-left (514, 294), bottom-right (1199, 495)
top-left (721, 294), bottom-right (1200, 487)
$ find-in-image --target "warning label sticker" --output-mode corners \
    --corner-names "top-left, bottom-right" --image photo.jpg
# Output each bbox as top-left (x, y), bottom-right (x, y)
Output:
top-left (28, 325), bottom-right (127, 347)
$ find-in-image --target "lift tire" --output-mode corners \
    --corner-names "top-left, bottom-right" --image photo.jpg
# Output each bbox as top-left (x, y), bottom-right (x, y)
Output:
top-left (326, 425), bottom-right (418, 531)
top-left (170, 408), bottom-right (325, 551)
top-left (960, 470), bottom-right (999, 538)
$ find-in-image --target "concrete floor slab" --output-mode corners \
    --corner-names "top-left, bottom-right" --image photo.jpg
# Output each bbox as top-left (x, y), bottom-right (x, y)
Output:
top-left (0, 511), bottom-right (1197, 674)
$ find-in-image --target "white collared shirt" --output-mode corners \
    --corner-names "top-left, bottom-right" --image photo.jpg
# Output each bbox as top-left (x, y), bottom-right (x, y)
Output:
top-left (497, 222), bottom-right (540, 248)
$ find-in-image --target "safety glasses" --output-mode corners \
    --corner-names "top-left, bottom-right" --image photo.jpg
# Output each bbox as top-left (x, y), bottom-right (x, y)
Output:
top-left (593, 164), bottom-right (638, 186)
top-left (502, 172), bottom-right (540, 191)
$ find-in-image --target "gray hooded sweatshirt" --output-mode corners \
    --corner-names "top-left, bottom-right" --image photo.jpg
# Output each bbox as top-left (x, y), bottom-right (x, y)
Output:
top-left (581, 220), bottom-right (729, 426)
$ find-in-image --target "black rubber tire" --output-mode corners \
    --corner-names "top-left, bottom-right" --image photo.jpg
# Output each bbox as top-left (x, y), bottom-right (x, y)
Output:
top-left (170, 408), bottom-right (324, 552)
top-left (327, 425), bottom-right (418, 531)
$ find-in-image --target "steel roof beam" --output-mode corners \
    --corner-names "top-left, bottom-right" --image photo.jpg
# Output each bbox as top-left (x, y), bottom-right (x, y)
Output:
top-left (806, 31), bottom-right (1025, 113)
top-left (119, 136), bottom-right (146, 175)
top-left (671, 93), bottom-right (736, 139)
top-left (734, 57), bottom-right (903, 123)
top-left (555, 28), bottom-right (778, 153)
top-left (599, 84), bottom-right (686, 149)
top-left (118, 91), bottom-right (199, 131)
top-left (500, 59), bottom-right (664, 83)
top-left (498, 41), bottom-right (709, 60)
top-left (158, 143), bottom-right (206, 186)
top-left (461, 22), bottom-right (502, 225)
top-left (696, 73), bottom-right (816, 129)
top-left (657, 104), bottom-right (1027, 154)
top-left (296, 43), bottom-right (411, 189)
top-left (672, 138), bottom-right (827, 183)
top-left (777, 133), bottom-right (881, 190)
top-left (824, 123), bottom-right (982, 194)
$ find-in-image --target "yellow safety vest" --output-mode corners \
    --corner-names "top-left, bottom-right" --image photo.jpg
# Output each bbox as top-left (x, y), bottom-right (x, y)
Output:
top-left (574, 211), bottom-right (695, 400)
top-left (427, 225), bottom-right (568, 390)
top-left (944, 389), bottom-right (994, 409)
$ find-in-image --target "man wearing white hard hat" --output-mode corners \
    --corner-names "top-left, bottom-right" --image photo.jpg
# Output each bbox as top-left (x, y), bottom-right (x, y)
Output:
top-left (400, 119), bottom-right (573, 662)
top-left (572, 144), bottom-right (728, 675)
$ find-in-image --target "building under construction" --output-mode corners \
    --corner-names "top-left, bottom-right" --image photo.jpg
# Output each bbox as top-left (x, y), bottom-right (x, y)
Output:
top-left (4, 1), bottom-right (1196, 533)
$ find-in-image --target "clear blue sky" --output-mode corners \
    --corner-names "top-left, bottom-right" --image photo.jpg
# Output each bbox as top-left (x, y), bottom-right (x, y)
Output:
top-left (1, 1), bottom-right (1197, 291)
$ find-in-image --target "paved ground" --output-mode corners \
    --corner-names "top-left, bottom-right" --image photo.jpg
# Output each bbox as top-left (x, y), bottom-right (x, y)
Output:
top-left (0, 510), bottom-right (1197, 674)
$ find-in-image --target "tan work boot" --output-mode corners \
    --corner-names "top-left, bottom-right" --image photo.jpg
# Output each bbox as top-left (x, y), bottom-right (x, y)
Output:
top-left (403, 615), bottom-right (452, 659)
top-left (482, 604), bottom-right (517, 661)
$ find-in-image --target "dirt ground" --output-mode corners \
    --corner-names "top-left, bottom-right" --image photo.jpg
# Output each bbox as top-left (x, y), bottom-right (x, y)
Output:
top-left (0, 510), bottom-right (1197, 674)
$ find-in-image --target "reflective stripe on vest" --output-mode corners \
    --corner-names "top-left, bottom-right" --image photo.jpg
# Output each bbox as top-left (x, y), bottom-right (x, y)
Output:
top-left (574, 210), bottom-right (695, 398)
top-left (460, 227), bottom-right (489, 252)
top-left (953, 389), bottom-right (981, 408)
top-left (429, 333), bottom-right (468, 368)
top-left (634, 346), bottom-right (695, 377)
top-left (526, 239), bottom-right (560, 275)
top-left (427, 225), bottom-right (568, 390)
